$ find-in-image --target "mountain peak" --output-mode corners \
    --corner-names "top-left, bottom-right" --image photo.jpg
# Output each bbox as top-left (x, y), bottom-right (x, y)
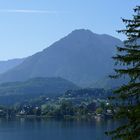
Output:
top-left (69, 29), bottom-right (96, 37)
top-left (0, 29), bottom-right (123, 87)
top-left (71, 29), bottom-right (93, 33)
top-left (58, 29), bottom-right (100, 45)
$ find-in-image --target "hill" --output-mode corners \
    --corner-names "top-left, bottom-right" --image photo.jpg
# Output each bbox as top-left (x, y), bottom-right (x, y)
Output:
top-left (0, 77), bottom-right (78, 105)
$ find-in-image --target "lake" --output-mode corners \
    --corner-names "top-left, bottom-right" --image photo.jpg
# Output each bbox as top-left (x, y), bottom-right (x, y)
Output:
top-left (0, 118), bottom-right (118, 140)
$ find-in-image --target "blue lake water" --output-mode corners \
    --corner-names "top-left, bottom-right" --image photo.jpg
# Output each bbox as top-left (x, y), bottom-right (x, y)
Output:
top-left (0, 118), bottom-right (117, 140)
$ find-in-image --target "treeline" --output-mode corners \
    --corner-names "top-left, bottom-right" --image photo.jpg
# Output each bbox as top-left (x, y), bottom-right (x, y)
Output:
top-left (0, 88), bottom-right (114, 120)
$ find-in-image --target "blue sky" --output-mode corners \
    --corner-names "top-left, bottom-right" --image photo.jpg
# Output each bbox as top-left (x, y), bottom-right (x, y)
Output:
top-left (0, 0), bottom-right (139, 60)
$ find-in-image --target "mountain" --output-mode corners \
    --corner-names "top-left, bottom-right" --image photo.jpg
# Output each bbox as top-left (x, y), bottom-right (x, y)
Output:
top-left (0, 29), bottom-right (123, 87)
top-left (92, 76), bottom-right (129, 89)
top-left (0, 58), bottom-right (25, 74)
top-left (0, 77), bottom-right (78, 105)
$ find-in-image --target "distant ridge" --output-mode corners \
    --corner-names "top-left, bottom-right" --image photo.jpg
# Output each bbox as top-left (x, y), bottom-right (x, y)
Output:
top-left (0, 58), bottom-right (25, 74)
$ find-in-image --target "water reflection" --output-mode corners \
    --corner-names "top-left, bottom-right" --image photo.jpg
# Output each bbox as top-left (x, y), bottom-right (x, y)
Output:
top-left (0, 118), bottom-right (117, 140)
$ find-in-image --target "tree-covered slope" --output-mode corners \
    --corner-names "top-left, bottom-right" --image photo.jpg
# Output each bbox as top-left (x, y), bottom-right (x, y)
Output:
top-left (0, 77), bottom-right (78, 96)
top-left (0, 77), bottom-right (78, 105)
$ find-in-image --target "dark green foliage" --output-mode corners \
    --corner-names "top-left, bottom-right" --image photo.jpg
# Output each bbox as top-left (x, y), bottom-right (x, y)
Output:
top-left (107, 6), bottom-right (140, 140)
top-left (65, 88), bottom-right (112, 99)
top-left (87, 102), bottom-right (96, 112)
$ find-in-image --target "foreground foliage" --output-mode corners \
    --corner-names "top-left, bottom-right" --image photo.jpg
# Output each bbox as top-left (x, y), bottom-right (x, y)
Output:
top-left (107, 6), bottom-right (140, 140)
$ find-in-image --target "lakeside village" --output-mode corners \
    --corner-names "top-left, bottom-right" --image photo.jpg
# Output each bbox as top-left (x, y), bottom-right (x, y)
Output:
top-left (0, 88), bottom-right (115, 120)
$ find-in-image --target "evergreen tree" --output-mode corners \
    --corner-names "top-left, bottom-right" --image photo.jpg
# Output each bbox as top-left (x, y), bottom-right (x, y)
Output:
top-left (107, 6), bottom-right (140, 140)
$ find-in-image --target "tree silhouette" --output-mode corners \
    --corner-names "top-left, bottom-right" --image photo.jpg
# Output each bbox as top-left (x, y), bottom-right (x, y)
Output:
top-left (107, 6), bottom-right (140, 140)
